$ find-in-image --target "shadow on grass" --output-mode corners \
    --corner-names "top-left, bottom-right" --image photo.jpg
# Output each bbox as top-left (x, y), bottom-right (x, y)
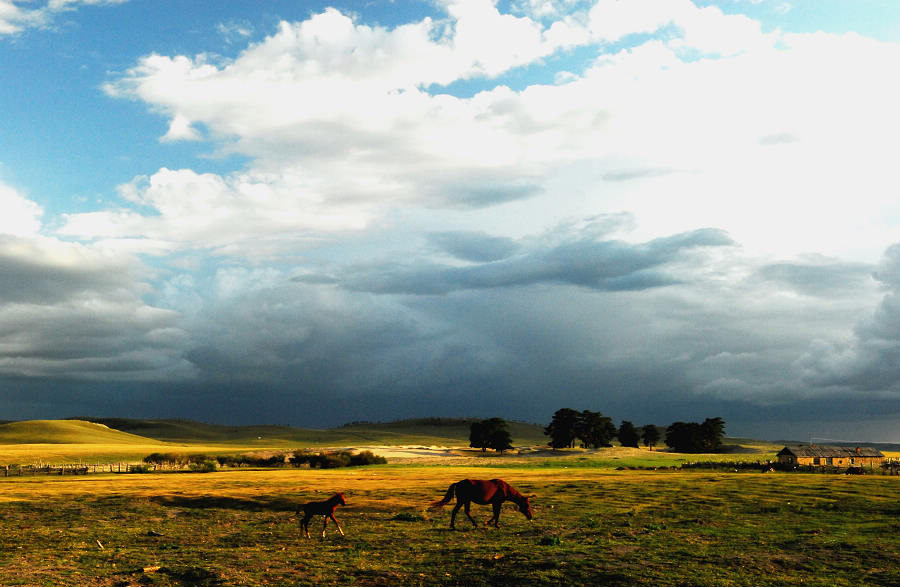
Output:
top-left (113, 565), bottom-right (225, 587)
top-left (150, 495), bottom-right (297, 512)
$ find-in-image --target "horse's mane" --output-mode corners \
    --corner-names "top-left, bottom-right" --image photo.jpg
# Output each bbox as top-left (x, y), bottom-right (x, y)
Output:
top-left (504, 483), bottom-right (528, 504)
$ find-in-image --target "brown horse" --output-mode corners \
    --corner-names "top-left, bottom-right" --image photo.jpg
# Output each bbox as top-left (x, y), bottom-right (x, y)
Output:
top-left (430, 479), bottom-right (533, 529)
top-left (298, 493), bottom-right (346, 538)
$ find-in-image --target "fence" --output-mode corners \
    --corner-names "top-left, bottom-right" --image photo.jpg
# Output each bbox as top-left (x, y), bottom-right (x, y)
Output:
top-left (2, 463), bottom-right (148, 476)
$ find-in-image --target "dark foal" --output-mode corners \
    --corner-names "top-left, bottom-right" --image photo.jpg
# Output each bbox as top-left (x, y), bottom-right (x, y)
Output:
top-left (431, 479), bottom-right (533, 529)
top-left (298, 492), bottom-right (346, 538)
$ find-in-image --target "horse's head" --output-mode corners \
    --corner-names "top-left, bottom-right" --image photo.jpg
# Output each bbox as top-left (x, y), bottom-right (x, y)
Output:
top-left (336, 492), bottom-right (347, 505)
top-left (518, 496), bottom-right (534, 520)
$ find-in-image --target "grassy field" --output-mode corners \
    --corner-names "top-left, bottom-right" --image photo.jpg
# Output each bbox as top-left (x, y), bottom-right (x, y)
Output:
top-left (0, 465), bottom-right (897, 586)
top-left (1, 419), bottom-right (897, 586)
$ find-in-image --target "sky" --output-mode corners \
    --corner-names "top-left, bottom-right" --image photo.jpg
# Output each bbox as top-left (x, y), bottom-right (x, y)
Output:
top-left (1, 0), bottom-right (899, 442)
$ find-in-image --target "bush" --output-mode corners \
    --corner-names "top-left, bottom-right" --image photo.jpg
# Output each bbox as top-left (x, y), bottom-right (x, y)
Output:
top-left (350, 450), bottom-right (388, 466)
top-left (143, 452), bottom-right (182, 466)
top-left (188, 460), bottom-right (217, 473)
top-left (127, 464), bottom-right (154, 474)
top-left (290, 450), bottom-right (386, 468)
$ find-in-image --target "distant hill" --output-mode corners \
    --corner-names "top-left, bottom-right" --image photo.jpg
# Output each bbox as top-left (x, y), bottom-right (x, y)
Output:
top-left (338, 418), bottom-right (548, 445)
top-left (71, 417), bottom-right (549, 446)
top-left (66, 418), bottom-right (343, 445)
top-left (0, 420), bottom-right (159, 445)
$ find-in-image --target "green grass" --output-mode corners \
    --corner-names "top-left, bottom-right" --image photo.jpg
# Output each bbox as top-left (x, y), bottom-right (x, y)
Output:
top-left (0, 420), bottom-right (155, 445)
top-left (0, 466), bottom-right (896, 586)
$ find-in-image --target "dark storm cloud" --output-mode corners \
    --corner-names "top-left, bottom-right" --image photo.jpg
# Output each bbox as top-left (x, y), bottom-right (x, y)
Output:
top-left (0, 236), bottom-right (192, 381)
top-left (428, 231), bottom-right (520, 262)
top-left (757, 259), bottom-right (874, 297)
top-left (793, 244), bottom-right (900, 394)
top-left (345, 228), bottom-right (734, 295)
top-left (0, 237), bottom-right (133, 304)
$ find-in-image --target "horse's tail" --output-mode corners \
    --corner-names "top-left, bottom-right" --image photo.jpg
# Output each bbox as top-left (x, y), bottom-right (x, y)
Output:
top-left (430, 483), bottom-right (457, 508)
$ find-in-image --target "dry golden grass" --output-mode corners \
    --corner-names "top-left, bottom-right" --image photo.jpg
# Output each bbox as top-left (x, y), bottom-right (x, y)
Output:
top-left (0, 464), bottom-right (897, 586)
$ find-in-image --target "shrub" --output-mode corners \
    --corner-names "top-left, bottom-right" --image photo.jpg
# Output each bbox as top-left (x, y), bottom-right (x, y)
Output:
top-left (290, 450), bottom-right (386, 468)
top-left (143, 452), bottom-right (181, 466)
top-left (127, 464), bottom-right (154, 474)
top-left (350, 450), bottom-right (387, 466)
top-left (188, 460), bottom-right (217, 473)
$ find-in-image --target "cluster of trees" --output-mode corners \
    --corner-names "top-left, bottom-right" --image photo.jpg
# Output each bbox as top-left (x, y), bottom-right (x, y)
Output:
top-left (463, 413), bottom-right (727, 455)
top-left (544, 409), bottom-right (618, 449)
top-left (543, 409), bottom-right (724, 453)
top-left (664, 418), bottom-right (725, 453)
top-left (468, 417), bottom-right (513, 453)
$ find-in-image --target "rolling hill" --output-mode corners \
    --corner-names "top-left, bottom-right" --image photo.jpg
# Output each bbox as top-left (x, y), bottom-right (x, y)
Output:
top-left (0, 420), bottom-right (159, 445)
top-left (74, 417), bottom-right (549, 446)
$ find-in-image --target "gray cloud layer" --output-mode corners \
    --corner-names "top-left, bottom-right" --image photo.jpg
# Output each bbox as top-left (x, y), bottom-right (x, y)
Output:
top-left (343, 228), bottom-right (734, 295)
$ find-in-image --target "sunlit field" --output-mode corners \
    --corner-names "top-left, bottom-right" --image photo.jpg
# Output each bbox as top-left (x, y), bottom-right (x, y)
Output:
top-left (1, 421), bottom-right (896, 585)
top-left (1, 463), bottom-right (897, 586)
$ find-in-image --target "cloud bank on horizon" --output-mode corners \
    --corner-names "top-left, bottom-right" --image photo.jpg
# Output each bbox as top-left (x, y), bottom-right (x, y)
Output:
top-left (1, 0), bottom-right (899, 440)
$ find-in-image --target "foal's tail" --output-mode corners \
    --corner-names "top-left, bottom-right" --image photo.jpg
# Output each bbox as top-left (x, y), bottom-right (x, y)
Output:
top-left (430, 483), bottom-right (457, 508)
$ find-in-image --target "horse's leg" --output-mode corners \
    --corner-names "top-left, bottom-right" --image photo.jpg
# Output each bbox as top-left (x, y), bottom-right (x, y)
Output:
top-left (487, 502), bottom-right (501, 527)
top-left (450, 502), bottom-right (462, 529)
top-left (321, 514), bottom-right (329, 538)
top-left (330, 513), bottom-right (344, 536)
top-left (301, 513), bottom-right (312, 539)
top-left (464, 502), bottom-right (478, 527)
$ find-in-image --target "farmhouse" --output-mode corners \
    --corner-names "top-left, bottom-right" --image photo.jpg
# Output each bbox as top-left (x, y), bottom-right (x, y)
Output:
top-left (777, 445), bottom-right (885, 469)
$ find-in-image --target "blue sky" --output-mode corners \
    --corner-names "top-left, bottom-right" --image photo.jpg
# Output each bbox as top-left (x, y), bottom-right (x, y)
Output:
top-left (1, 0), bottom-right (899, 441)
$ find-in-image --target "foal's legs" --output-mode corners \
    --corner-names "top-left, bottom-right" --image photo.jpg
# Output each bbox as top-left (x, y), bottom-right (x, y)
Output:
top-left (324, 513), bottom-right (344, 537)
top-left (301, 513), bottom-right (312, 538)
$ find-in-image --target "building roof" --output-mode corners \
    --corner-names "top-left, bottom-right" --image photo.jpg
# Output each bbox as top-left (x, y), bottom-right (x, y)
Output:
top-left (777, 445), bottom-right (884, 458)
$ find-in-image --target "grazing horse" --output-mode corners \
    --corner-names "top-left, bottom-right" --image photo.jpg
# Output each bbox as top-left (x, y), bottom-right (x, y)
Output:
top-left (430, 479), bottom-right (533, 529)
top-left (298, 493), bottom-right (346, 538)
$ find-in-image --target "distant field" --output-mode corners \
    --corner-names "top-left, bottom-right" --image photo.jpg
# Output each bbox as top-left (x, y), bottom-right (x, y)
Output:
top-left (0, 419), bottom-right (786, 467)
top-left (78, 417), bottom-right (551, 446)
top-left (0, 464), bottom-right (896, 586)
top-left (1, 420), bottom-right (897, 585)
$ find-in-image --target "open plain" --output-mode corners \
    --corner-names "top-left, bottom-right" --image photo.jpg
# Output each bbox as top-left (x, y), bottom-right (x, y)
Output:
top-left (0, 421), bottom-right (897, 586)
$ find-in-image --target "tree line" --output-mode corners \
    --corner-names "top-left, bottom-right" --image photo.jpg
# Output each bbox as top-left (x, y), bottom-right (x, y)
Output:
top-left (469, 411), bottom-right (725, 454)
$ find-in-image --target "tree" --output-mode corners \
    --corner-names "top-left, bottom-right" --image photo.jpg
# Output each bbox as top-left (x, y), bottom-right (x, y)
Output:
top-left (469, 420), bottom-right (490, 452)
top-left (488, 422), bottom-right (513, 454)
top-left (641, 424), bottom-right (661, 451)
top-left (577, 410), bottom-right (617, 448)
top-left (700, 417), bottom-right (725, 452)
top-left (470, 418), bottom-right (513, 453)
top-left (665, 421), bottom-right (700, 452)
top-left (617, 421), bottom-right (640, 448)
top-left (665, 418), bottom-right (726, 453)
top-left (544, 408), bottom-right (580, 448)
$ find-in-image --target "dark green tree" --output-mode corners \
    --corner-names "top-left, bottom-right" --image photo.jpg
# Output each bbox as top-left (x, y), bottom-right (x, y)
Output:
top-left (700, 417), bottom-right (725, 451)
top-left (577, 410), bottom-right (617, 448)
top-left (470, 418), bottom-right (513, 453)
top-left (544, 408), bottom-right (580, 448)
top-left (641, 424), bottom-right (661, 451)
top-left (665, 418), bottom-right (726, 453)
top-left (617, 420), bottom-right (640, 448)
top-left (469, 420), bottom-right (490, 452)
top-left (488, 422), bottom-right (514, 454)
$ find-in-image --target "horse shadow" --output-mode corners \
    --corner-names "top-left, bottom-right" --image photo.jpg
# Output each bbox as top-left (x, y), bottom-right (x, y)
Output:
top-left (150, 495), bottom-right (297, 512)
